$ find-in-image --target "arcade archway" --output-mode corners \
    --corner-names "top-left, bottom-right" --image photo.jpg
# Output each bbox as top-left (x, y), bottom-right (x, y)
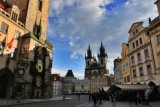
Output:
top-left (0, 68), bottom-right (13, 98)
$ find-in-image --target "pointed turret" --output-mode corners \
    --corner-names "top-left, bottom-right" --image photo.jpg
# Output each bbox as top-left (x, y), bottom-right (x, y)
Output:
top-left (86, 44), bottom-right (92, 59)
top-left (98, 42), bottom-right (107, 58)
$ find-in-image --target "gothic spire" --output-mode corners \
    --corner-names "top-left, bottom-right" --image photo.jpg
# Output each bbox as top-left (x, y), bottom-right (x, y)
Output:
top-left (86, 44), bottom-right (92, 59)
top-left (98, 41), bottom-right (108, 58)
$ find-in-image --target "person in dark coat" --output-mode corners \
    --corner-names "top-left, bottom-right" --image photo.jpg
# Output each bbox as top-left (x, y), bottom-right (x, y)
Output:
top-left (92, 92), bottom-right (97, 106)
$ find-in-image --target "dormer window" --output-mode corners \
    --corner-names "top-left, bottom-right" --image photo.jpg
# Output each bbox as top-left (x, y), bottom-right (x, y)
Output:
top-left (11, 12), bottom-right (18, 22)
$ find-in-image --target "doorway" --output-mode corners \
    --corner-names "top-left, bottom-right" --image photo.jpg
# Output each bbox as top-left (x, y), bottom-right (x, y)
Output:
top-left (0, 73), bottom-right (8, 98)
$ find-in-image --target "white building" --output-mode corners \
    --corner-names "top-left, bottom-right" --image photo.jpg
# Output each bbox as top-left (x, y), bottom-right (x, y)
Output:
top-left (75, 78), bottom-right (90, 94)
top-left (51, 74), bottom-right (62, 96)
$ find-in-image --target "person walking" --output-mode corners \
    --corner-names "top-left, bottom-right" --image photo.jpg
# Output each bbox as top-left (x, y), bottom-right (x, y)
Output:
top-left (145, 92), bottom-right (149, 106)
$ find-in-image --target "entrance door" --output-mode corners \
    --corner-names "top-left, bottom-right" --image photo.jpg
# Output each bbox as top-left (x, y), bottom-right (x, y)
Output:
top-left (0, 74), bottom-right (8, 98)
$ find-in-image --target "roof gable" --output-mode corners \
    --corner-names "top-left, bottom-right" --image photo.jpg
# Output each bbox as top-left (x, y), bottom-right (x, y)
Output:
top-left (128, 21), bottom-right (143, 33)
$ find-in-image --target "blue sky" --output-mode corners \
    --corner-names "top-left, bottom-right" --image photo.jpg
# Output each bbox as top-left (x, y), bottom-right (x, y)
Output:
top-left (47, 0), bottom-right (158, 79)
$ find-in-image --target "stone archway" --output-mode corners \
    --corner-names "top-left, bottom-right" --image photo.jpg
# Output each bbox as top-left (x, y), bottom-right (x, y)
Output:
top-left (0, 68), bottom-right (13, 98)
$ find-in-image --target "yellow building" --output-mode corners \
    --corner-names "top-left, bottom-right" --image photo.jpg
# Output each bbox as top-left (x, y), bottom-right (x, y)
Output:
top-left (0, 0), bottom-right (53, 99)
top-left (121, 43), bottom-right (131, 84)
top-left (0, 2), bottom-right (25, 98)
top-left (147, 0), bottom-right (160, 86)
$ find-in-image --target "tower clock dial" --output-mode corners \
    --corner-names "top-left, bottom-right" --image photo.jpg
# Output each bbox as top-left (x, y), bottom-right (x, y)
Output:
top-left (36, 76), bottom-right (42, 87)
top-left (36, 60), bottom-right (43, 73)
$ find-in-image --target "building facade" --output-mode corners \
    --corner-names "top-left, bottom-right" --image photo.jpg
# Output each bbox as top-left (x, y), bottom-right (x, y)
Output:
top-left (147, 0), bottom-right (160, 86)
top-left (0, 0), bottom-right (53, 99)
top-left (121, 43), bottom-right (131, 84)
top-left (113, 57), bottom-right (122, 84)
top-left (128, 22), bottom-right (155, 85)
top-left (74, 78), bottom-right (90, 94)
top-left (51, 74), bottom-right (62, 96)
top-left (62, 70), bottom-right (76, 94)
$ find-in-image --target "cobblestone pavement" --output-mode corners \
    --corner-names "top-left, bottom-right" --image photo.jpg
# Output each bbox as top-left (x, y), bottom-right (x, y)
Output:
top-left (1, 95), bottom-right (160, 107)
top-left (0, 95), bottom-right (75, 106)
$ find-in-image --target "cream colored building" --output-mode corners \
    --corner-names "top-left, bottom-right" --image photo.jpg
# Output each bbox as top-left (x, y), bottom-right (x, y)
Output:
top-left (147, 0), bottom-right (160, 86)
top-left (128, 22), bottom-right (155, 84)
top-left (0, 2), bottom-right (26, 98)
top-left (121, 43), bottom-right (131, 84)
top-left (75, 78), bottom-right (90, 94)
top-left (90, 75), bottom-right (110, 93)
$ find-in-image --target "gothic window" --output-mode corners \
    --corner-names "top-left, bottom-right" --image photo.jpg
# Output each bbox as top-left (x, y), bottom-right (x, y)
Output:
top-left (101, 59), bottom-right (103, 64)
top-left (1, 22), bottom-right (8, 34)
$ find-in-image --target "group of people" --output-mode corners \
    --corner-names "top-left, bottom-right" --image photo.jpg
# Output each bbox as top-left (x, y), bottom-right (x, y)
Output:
top-left (110, 90), bottom-right (150, 106)
top-left (91, 92), bottom-right (102, 106)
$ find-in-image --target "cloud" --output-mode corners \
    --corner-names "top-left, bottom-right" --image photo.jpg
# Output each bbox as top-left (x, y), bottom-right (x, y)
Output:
top-left (48, 0), bottom-right (158, 75)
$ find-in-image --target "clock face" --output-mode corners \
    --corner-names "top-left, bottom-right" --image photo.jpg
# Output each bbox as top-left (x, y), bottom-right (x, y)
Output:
top-left (36, 60), bottom-right (43, 73)
top-left (36, 76), bottom-right (42, 87)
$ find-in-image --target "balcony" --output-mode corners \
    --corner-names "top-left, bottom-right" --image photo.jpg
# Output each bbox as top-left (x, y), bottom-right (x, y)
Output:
top-left (0, 8), bottom-right (10, 18)
top-left (131, 62), bottom-right (136, 67)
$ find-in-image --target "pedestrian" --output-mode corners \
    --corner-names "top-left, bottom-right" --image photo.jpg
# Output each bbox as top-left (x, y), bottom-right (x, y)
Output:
top-left (92, 92), bottom-right (97, 106)
top-left (145, 92), bottom-right (149, 106)
top-left (78, 94), bottom-right (80, 102)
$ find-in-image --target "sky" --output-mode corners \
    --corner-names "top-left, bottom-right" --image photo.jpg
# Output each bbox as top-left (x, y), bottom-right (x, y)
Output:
top-left (47, 0), bottom-right (158, 79)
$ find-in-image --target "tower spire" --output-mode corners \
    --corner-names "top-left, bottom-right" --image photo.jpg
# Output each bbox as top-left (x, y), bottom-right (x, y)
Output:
top-left (86, 44), bottom-right (92, 59)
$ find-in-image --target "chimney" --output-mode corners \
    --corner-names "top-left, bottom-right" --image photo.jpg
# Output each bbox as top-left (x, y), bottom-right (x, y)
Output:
top-left (155, 0), bottom-right (160, 16)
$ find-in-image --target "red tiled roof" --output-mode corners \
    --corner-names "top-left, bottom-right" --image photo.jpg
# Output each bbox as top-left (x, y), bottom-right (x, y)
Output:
top-left (51, 74), bottom-right (61, 81)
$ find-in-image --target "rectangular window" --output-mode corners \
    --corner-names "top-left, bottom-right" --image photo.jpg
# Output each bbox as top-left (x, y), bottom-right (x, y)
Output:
top-left (139, 38), bottom-right (143, 45)
top-left (137, 53), bottom-right (141, 62)
top-left (133, 69), bottom-right (136, 78)
top-left (11, 12), bottom-right (18, 22)
top-left (38, 0), bottom-right (42, 11)
top-left (131, 56), bottom-right (135, 64)
top-left (157, 35), bottom-right (160, 44)
top-left (147, 65), bottom-right (152, 74)
top-left (144, 49), bottom-right (149, 58)
top-left (127, 75), bottom-right (130, 82)
top-left (126, 62), bottom-right (129, 69)
top-left (132, 43), bottom-right (135, 49)
top-left (133, 31), bottom-right (135, 35)
top-left (124, 77), bottom-right (126, 83)
top-left (1, 22), bottom-right (8, 34)
top-left (136, 40), bottom-right (139, 47)
top-left (136, 29), bottom-right (138, 33)
top-left (139, 67), bottom-right (144, 76)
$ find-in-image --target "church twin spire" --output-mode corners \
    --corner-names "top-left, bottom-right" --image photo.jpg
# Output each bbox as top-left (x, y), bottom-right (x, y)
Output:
top-left (85, 42), bottom-right (108, 59)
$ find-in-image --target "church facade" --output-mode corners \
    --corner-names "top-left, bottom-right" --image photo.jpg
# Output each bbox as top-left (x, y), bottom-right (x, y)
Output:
top-left (84, 42), bottom-right (112, 93)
